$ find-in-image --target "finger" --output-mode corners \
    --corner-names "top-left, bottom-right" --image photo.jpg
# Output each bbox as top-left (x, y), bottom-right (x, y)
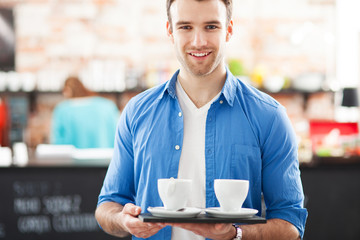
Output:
top-left (144, 223), bottom-right (163, 230)
top-left (121, 212), bottom-right (149, 234)
top-left (124, 215), bottom-right (145, 230)
top-left (132, 223), bottom-right (164, 238)
top-left (122, 203), bottom-right (141, 216)
top-left (143, 226), bottom-right (163, 236)
top-left (127, 220), bottom-right (161, 232)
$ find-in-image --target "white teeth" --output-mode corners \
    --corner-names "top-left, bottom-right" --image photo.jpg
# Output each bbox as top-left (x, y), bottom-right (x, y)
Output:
top-left (190, 52), bottom-right (209, 57)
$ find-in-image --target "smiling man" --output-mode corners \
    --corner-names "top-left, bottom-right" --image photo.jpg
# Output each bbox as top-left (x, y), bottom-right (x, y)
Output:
top-left (95, 0), bottom-right (308, 240)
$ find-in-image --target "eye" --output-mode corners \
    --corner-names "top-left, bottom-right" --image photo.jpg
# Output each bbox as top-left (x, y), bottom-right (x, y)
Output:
top-left (179, 25), bottom-right (192, 30)
top-left (206, 25), bottom-right (218, 30)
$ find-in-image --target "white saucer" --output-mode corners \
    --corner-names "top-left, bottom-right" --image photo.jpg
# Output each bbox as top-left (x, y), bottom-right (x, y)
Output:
top-left (147, 207), bottom-right (202, 218)
top-left (205, 207), bottom-right (258, 218)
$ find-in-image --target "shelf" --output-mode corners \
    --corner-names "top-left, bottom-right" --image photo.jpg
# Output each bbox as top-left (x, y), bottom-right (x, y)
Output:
top-left (260, 88), bottom-right (333, 95)
top-left (0, 88), bottom-right (144, 95)
top-left (300, 155), bottom-right (360, 169)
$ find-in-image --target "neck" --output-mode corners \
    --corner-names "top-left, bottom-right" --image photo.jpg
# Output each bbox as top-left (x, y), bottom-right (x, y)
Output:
top-left (178, 64), bottom-right (227, 108)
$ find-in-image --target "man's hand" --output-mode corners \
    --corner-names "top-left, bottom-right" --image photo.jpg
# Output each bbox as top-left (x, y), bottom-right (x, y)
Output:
top-left (167, 222), bottom-right (236, 240)
top-left (168, 218), bottom-right (300, 240)
top-left (95, 202), bottom-right (165, 239)
top-left (119, 203), bottom-right (165, 239)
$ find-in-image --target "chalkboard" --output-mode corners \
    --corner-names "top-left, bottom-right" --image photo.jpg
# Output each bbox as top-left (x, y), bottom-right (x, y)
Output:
top-left (3, 163), bottom-right (359, 239)
top-left (0, 166), bottom-right (130, 240)
top-left (301, 163), bottom-right (360, 240)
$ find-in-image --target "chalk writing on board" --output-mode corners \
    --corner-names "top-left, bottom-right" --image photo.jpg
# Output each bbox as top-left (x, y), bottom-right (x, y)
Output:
top-left (43, 195), bottom-right (82, 214)
top-left (12, 181), bottom-right (100, 235)
top-left (14, 197), bottom-right (41, 214)
top-left (17, 216), bottom-right (51, 234)
top-left (13, 181), bottom-right (51, 197)
top-left (53, 214), bottom-right (99, 232)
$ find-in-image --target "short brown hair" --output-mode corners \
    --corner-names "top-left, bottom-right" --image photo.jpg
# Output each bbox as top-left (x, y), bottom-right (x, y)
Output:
top-left (63, 76), bottom-right (95, 98)
top-left (166, 0), bottom-right (232, 31)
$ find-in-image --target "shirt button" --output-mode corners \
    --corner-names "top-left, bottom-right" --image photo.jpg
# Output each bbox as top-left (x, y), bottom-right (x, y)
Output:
top-left (175, 145), bottom-right (180, 150)
top-left (220, 100), bottom-right (224, 104)
top-left (178, 112), bottom-right (182, 117)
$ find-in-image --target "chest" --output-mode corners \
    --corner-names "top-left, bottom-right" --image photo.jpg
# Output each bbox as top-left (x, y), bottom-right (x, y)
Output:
top-left (131, 101), bottom-right (262, 178)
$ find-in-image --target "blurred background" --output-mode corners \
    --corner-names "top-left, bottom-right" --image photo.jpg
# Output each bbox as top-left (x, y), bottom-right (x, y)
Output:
top-left (0, 0), bottom-right (359, 239)
top-left (0, 0), bottom-right (343, 152)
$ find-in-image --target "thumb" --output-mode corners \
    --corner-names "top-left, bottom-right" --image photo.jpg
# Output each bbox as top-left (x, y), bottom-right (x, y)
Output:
top-left (123, 203), bottom-right (141, 216)
top-left (132, 206), bottom-right (141, 216)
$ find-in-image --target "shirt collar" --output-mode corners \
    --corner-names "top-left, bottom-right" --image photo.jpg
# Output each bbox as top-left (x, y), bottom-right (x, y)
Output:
top-left (160, 67), bottom-right (237, 107)
top-left (221, 67), bottom-right (237, 107)
top-left (159, 69), bottom-right (179, 100)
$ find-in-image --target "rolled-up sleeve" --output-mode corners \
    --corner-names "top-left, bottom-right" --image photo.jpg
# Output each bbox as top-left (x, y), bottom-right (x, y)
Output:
top-left (97, 101), bottom-right (136, 207)
top-left (261, 106), bottom-right (308, 238)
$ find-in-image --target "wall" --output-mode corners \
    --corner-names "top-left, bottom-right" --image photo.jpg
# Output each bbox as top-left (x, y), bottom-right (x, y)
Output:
top-left (0, 0), bottom-right (337, 148)
top-left (0, 0), bottom-right (336, 91)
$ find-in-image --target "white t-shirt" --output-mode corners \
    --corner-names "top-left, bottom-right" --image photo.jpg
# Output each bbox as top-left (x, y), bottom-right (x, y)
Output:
top-left (171, 80), bottom-right (220, 240)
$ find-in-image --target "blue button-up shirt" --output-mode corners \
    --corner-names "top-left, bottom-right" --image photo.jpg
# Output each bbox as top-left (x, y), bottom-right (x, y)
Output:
top-left (98, 68), bottom-right (308, 239)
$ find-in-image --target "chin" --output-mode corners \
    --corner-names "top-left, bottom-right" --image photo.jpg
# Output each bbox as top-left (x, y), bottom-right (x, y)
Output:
top-left (192, 70), bottom-right (212, 77)
top-left (191, 63), bottom-right (220, 77)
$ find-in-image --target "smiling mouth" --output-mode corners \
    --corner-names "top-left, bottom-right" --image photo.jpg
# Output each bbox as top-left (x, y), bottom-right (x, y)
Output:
top-left (189, 52), bottom-right (211, 57)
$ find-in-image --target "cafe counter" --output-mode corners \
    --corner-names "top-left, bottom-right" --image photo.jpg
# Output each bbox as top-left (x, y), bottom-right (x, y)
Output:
top-left (1, 158), bottom-right (360, 240)
top-left (300, 157), bottom-right (360, 240)
top-left (0, 164), bottom-right (129, 240)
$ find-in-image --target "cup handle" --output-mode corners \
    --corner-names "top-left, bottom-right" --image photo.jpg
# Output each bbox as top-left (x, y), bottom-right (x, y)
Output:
top-left (167, 180), bottom-right (176, 197)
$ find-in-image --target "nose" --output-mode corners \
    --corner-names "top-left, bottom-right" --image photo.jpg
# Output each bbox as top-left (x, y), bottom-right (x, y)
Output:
top-left (191, 29), bottom-right (207, 48)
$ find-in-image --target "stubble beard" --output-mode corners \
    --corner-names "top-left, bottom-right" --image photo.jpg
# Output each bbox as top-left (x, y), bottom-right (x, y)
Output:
top-left (176, 46), bottom-right (224, 78)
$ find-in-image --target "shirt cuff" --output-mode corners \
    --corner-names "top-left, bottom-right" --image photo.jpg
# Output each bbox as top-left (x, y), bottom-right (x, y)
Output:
top-left (266, 207), bottom-right (308, 238)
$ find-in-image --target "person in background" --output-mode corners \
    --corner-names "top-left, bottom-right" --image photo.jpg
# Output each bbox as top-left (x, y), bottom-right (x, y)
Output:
top-left (51, 76), bottom-right (120, 149)
top-left (95, 0), bottom-right (307, 239)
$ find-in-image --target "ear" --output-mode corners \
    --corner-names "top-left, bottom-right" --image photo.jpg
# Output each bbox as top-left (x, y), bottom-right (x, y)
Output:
top-left (166, 21), bottom-right (174, 43)
top-left (226, 20), bottom-right (233, 42)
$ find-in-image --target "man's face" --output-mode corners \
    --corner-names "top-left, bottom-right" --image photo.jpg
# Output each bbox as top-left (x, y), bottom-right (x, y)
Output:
top-left (167, 0), bottom-right (232, 77)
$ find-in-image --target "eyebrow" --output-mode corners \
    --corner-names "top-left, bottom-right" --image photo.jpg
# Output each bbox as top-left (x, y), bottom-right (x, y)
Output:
top-left (175, 20), bottom-right (222, 27)
top-left (204, 20), bottom-right (222, 25)
top-left (175, 21), bottom-right (192, 27)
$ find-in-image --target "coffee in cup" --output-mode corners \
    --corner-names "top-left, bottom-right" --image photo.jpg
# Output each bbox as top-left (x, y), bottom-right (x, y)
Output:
top-left (214, 179), bottom-right (249, 212)
top-left (158, 178), bottom-right (192, 211)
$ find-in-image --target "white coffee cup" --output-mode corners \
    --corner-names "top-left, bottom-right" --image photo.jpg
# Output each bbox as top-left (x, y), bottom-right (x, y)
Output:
top-left (158, 178), bottom-right (192, 211)
top-left (214, 179), bottom-right (249, 212)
